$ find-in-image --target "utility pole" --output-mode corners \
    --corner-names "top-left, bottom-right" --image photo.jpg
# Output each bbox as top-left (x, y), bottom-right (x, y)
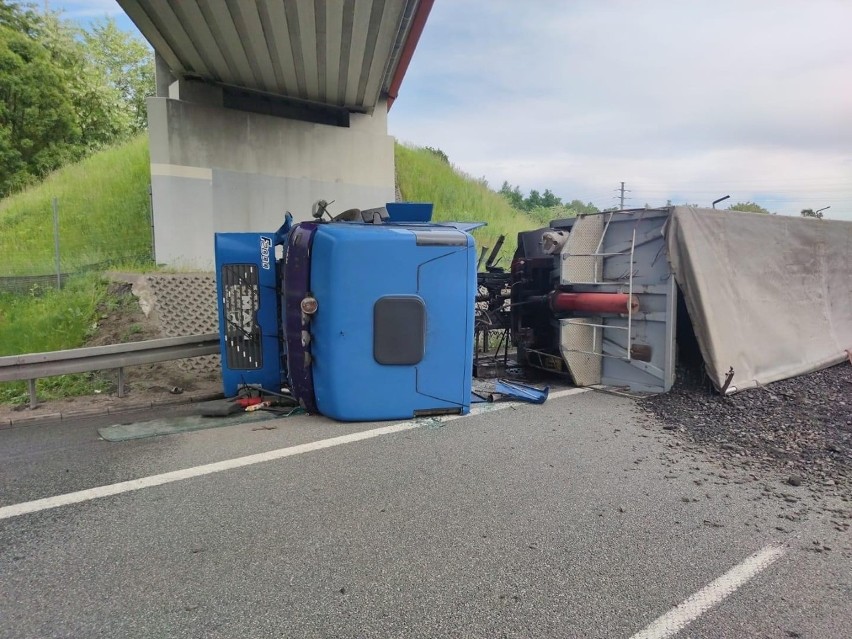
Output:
top-left (614, 181), bottom-right (631, 210)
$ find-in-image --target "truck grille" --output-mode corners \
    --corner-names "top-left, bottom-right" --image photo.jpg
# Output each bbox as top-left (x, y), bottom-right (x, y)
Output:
top-left (221, 264), bottom-right (262, 370)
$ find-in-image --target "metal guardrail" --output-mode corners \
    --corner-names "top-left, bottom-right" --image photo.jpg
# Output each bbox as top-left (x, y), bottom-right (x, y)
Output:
top-left (0, 334), bottom-right (221, 409)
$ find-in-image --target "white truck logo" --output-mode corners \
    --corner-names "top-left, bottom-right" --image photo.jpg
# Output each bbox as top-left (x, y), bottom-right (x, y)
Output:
top-left (260, 236), bottom-right (272, 270)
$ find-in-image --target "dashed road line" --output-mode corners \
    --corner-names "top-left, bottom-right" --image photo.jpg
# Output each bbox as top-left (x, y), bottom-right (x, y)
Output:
top-left (629, 544), bottom-right (787, 639)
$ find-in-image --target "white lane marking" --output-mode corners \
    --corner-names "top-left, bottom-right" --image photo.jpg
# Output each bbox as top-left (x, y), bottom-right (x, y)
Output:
top-left (629, 544), bottom-right (787, 639)
top-left (0, 387), bottom-right (589, 521)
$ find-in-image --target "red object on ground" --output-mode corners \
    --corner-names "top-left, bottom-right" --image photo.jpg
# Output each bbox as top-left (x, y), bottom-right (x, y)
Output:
top-left (235, 397), bottom-right (264, 408)
top-left (549, 292), bottom-right (639, 314)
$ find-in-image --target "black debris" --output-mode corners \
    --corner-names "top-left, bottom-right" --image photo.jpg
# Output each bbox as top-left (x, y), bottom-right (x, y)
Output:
top-left (639, 363), bottom-right (852, 492)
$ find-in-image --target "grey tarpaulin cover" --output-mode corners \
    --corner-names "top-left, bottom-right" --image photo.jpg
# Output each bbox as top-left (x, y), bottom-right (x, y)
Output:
top-left (664, 206), bottom-right (852, 393)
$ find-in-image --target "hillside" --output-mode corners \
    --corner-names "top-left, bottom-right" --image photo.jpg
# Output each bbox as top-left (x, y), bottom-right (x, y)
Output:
top-left (0, 134), bottom-right (152, 277)
top-left (395, 144), bottom-right (539, 264)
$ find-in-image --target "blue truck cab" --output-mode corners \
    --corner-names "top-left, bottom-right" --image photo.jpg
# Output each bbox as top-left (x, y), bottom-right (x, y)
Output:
top-left (215, 205), bottom-right (478, 422)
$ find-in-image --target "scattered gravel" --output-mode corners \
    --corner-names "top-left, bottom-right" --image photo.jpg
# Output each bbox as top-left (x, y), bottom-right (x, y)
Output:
top-left (639, 362), bottom-right (852, 494)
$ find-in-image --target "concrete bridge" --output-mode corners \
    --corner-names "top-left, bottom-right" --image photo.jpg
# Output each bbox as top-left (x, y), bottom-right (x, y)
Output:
top-left (116, 0), bottom-right (433, 267)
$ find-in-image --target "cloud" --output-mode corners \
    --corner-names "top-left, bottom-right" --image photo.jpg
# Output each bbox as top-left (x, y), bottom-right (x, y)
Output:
top-left (390, 0), bottom-right (852, 219)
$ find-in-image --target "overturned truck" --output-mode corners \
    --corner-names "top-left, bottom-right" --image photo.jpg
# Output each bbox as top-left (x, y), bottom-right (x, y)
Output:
top-left (214, 204), bottom-right (852, 420)
top-left (512, 206), bottom-right (852, 395)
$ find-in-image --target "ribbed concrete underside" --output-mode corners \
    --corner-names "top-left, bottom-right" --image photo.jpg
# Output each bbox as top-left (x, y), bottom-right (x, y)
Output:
top-left (117, 0), bottom-right (420, 111)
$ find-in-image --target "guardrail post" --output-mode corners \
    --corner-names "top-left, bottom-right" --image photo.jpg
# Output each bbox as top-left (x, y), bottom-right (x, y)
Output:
top-left (117, 367), bottom-right (126, 398)
top-left (28, 379), bottom-right (38, 409)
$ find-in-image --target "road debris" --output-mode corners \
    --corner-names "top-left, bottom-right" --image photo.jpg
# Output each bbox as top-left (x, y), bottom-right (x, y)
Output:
top-left (639, 362), bottom-right (852, 498)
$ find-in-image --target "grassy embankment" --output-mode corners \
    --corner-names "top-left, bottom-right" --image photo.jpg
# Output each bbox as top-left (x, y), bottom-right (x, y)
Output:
top-left (0, 275), bottom-right (115, 402)
top-left (0, 135), bottom-right (151, 402)
top-left (0, 138), bottom-right (544, 403)
top-left (0, 134), bottom-right (152, 277)
top-left (395, 144), bottom-right (537, 266)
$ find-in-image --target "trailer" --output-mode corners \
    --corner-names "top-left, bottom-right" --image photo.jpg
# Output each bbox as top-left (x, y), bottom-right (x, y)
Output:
top-left (511, 208), bottom-right (677, 393)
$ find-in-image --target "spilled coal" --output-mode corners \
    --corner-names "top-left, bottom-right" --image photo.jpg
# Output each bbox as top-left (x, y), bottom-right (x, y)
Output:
top-left (639, 362), bottom-right (852, 494)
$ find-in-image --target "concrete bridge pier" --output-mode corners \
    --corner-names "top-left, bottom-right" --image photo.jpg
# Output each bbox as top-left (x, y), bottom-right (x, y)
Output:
top-left (147, 71), bottom-right (395, 269)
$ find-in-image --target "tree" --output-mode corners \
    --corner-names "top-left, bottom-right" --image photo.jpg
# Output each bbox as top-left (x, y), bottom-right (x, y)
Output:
top-left (83, 18), bottom-right (154, 134)
top-left (0, 18), bottom-right (82, 194)
top-left (499, 181), bottom-right (524, 210)
top-left (498, 183), bottom-right (602, 217)
top-left (727, 201), bottom-right (771, 214)
top-left (0, 4), bottom-right (154, 196)
top-left (800, 208), bottom-right (822, 219)
top-left (0, 0), bottom-right (41, 35)
top-left (525, 189), bottom-right (543, 210)
top-left (42, 13), bottom-right (129, 148)
top-left (564, 199), bottom-right (600, 216)
top-left (540, 189), bottom-right (562, 208)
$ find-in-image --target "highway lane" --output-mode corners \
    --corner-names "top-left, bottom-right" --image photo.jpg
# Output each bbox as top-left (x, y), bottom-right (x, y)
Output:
top-left (0, 405), bottom-right (384, 507)
top-left (1, 391), bottom-right (849, 638)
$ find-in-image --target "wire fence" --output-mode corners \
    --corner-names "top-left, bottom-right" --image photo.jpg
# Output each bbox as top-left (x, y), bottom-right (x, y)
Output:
top-left (0, 187), bottom-right (155, 295)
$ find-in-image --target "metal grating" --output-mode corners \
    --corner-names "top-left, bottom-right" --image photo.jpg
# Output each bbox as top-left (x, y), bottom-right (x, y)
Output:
top-left (559, 214), bottom-right (606, 384)
top-left (560, 214), bottom-right (604, 285)
top-left (220, 264), bottom-right (262, 370)
top-left (141, 273), bottom-right (221, 374)
top-left (559, 318), bottom-right (602, 386)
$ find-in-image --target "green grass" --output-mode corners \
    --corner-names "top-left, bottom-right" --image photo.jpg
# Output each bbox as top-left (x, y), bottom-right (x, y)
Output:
top-left (0, 274), bottom-right (111, 355)
top-left (0, 274), bottom-right (114, 403)
top-left (395, 144), bottom-right (543, 266)
top-left (0, 134), bottom-right (153, 276)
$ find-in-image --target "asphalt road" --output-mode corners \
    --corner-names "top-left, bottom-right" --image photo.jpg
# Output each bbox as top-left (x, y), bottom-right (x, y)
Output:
top-left (1, 392), bottom-right (850, 638)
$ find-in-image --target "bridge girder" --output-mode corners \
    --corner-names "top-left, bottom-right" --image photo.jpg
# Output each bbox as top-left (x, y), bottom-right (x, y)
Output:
top-left (117, 0), bottom-right (430, 112)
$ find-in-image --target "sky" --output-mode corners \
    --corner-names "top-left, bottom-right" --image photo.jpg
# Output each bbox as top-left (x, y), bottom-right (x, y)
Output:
top-left (52, 0), bottom-right (852, 220)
